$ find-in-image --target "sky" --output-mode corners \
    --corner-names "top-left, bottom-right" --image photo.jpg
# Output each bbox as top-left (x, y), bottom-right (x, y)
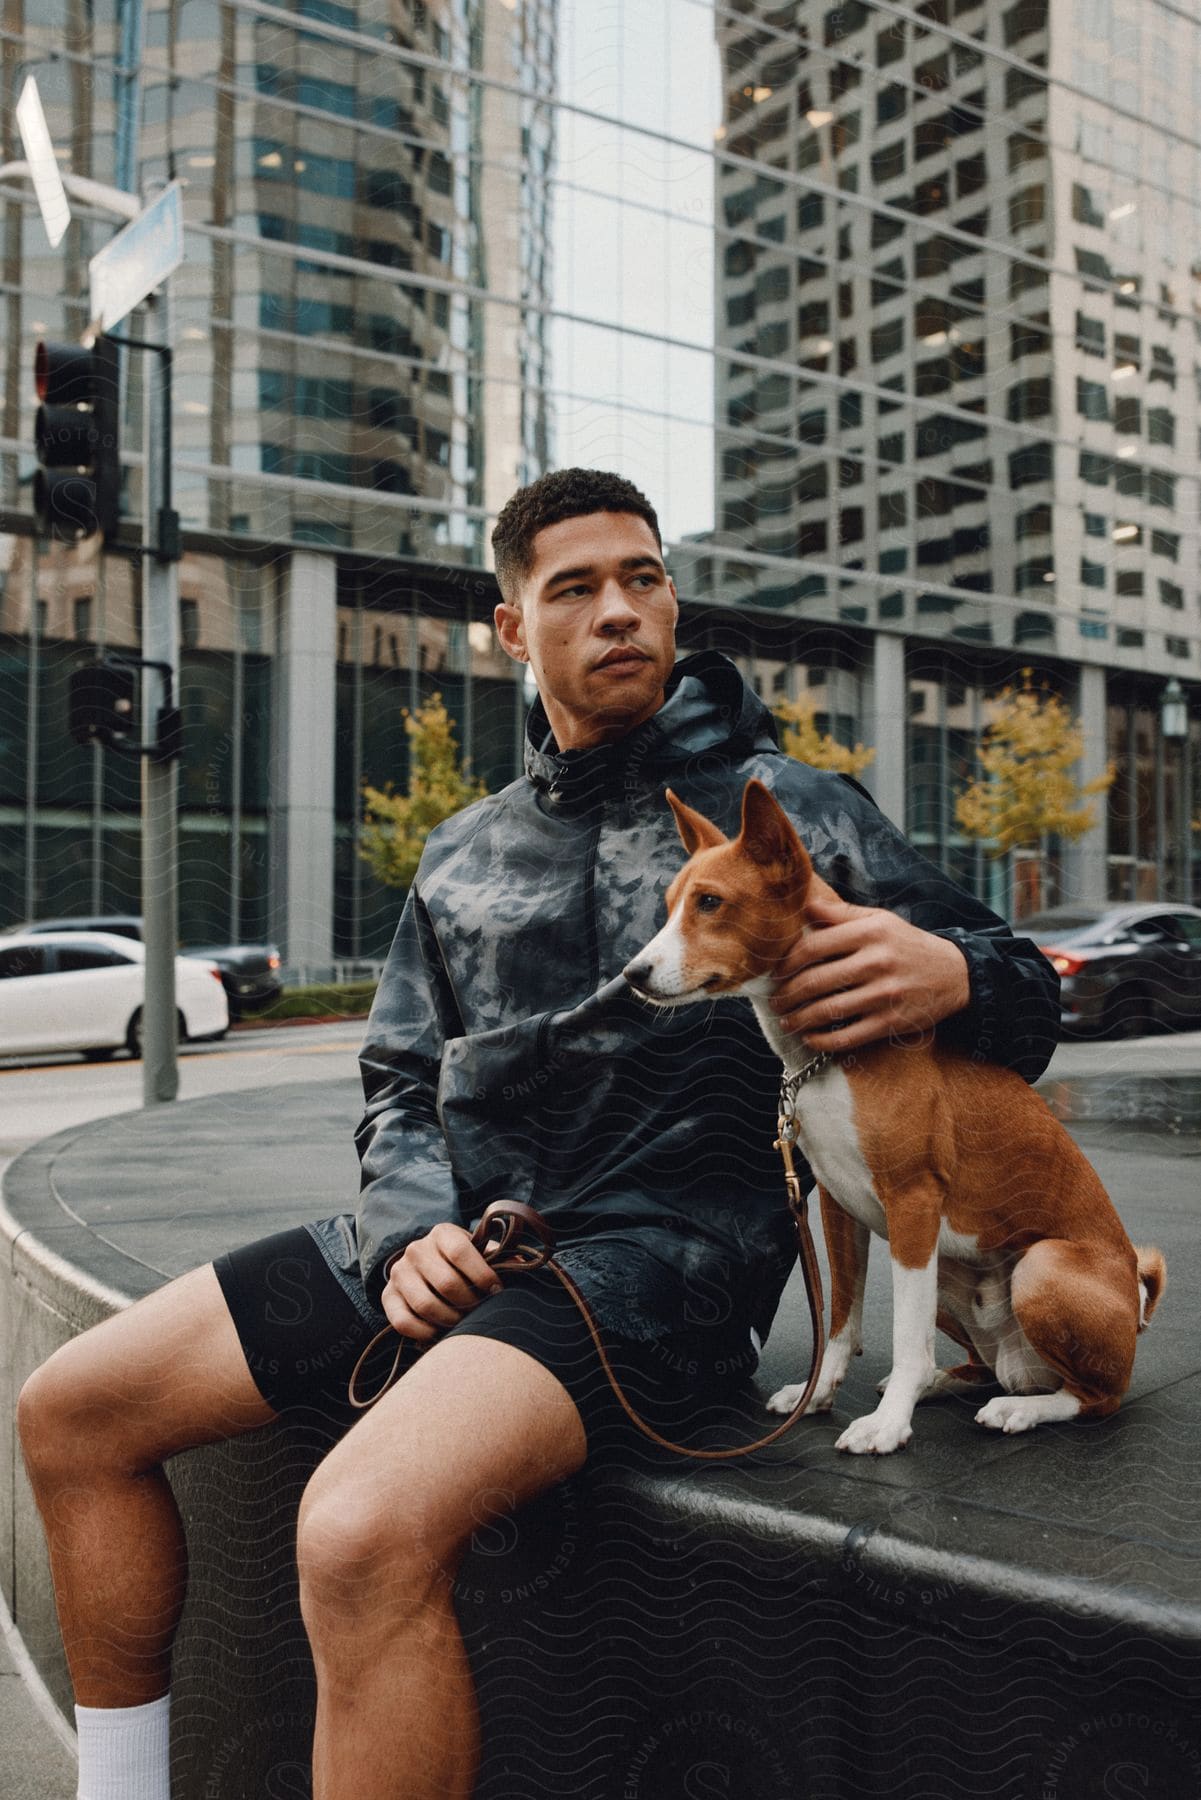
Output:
top-left (550, 0), bottom-right (722, 545)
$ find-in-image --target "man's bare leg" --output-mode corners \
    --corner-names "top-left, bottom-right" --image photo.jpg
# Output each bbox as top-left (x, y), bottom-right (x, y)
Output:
top-left (16, 1263), bottom-right (277, 1705)
top-left (297, 1333), bottom-right (588, 1800)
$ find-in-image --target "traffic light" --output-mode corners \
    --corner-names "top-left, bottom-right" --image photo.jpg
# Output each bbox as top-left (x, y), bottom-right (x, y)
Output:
top-left (33, 335), bottom-right (120, 542)
top-left (68, 660), bottom-right (138, 751)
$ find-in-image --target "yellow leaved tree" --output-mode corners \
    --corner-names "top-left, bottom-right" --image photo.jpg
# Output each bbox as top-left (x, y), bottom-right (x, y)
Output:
top-left (954, 670), bottom-right (1113, 918)
top-left (359, 693), bottom-right (487, 890)
top-left (773, 697), bottom-right (876, 777)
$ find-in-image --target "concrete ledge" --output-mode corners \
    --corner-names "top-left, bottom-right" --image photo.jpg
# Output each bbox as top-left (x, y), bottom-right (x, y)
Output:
top-left (4, 1082), bottom-right (1201, 1798)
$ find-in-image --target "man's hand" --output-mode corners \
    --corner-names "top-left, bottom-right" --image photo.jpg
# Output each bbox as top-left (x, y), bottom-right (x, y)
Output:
top-left (770, 891), bottom-right (971, 1055)
top-left (382, 1222), bottom-right (504, 1343)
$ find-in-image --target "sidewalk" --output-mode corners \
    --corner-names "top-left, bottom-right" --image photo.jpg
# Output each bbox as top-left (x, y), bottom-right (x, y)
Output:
top-left (3, 1031), bottom-right (1200, 1798)
top-left (0, 1587), bottom-right (74, 1799)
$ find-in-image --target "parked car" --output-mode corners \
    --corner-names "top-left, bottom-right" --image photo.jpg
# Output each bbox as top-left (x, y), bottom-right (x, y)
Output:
top-left (0, 931), bottom-right (229, 1060)
top-left (1024, 903), bottom-right (1201, 1038)
top-left (8, 915), bottom-right (283, 1018)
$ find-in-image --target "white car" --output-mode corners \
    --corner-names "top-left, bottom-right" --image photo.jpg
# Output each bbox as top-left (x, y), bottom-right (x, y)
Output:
top-left (0, 931), bottom-right (229, 1060)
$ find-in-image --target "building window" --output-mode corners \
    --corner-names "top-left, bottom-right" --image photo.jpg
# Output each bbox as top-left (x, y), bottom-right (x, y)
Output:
top-left (1150, 345), bottom-right (1177, 386)
top-left (1079, 450), bottom-right (1112, 485)
top-left (871, 141), bottom-right (906, 184)
top-left (1147, 406), bottom-right (1175, 447)
top-left (1151, 528), bottom-right (1180, 560)
top-left (1007, 377), bottom-right (1052, 420)
top-left (1009, 131), bottom-right (1044, 171)
top-left (1075, 314), bottom-right (1105, 356)
top-left (1159, 580), bottom-right (1184, 610)
top-left (1080, 559), bottom-right (1106, 589)
top-left (1006, 67), bottom-right (1047, 106)
top-left (1016, 503), bottom-right (1052, 539)
top-left (1003, 0), bottom-right (1048, 45)
top-left (73, 596), bottom-right (93, 641)
top-left (1010, 320), bottom-right (1050, 360)
top-left (1009, 442), bottom-right (1054, 487)
top-left (1083, 512), bottom-right (1107, 538)
top-left (1113, 396), bottom-right (1141, 436)
top-left (1071, 182), bottom-right (1106, 228)
top-left (1115, 570), bottom-right (1145, 597)
top-left (1009, 184), bottom-right (1046, 229)
top-left (180, 600), bottom-right (201, 648)
top-left (955, 152), bottom-right (987, 197)
top-left (1015, 556), bottom-right (1054, 591)
top-left (879, 491), bottom-right (908, 530)
top-left (1076, 377), bottom-right (1110, 421)
top-left (876, 83), bottom-right (907, 125)
top-left (871, 318), bottom-right (905, 362)
top-left (1075, 246), bottom-right (1113, 290)
top-left (839, 390), bottom-right (863, 429)
top-left (1147, 469), bottom-right (1176, 508)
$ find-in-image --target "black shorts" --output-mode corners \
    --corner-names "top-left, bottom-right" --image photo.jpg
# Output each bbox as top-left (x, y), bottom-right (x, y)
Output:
top-left (213, 1227), bottom-right (754, 1455)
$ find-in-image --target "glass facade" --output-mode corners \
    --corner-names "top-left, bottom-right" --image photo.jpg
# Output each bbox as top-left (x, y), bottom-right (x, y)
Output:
top-left (2, 0), bottom-right (1200, 955)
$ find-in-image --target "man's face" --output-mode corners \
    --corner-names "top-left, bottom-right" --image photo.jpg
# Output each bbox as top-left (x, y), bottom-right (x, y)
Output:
top-left (495, 511), bottom-right (679, 750)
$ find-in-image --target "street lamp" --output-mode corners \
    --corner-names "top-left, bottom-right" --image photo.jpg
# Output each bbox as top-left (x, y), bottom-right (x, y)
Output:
top-left (1160, 678), bottom-right (1191, 905)
top-left (1161, 677), bottom-right (1188, 741)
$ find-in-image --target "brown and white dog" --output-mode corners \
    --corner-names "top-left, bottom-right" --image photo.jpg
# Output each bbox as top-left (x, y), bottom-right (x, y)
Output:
top-left (622, 778), bottom-right (1166, 1456)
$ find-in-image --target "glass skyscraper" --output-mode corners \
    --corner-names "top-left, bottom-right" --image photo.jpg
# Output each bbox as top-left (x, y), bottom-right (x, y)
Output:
top-left (2, 0), bottom-right (1198, 967)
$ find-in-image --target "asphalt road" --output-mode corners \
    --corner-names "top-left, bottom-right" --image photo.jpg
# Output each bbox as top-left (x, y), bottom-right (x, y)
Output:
top-left (0, 1020), bottom-right (364, 1174)
top-left (5, 1018), bottom-right (1201, 1179)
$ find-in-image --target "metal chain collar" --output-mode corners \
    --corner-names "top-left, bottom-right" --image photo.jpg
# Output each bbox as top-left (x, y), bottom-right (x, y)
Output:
top-left (776, 1051), bottom-right (832, 1144)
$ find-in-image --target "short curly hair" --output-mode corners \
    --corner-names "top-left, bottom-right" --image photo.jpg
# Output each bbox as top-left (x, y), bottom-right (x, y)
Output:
top-left (491, 467), bottom-right (662, 602)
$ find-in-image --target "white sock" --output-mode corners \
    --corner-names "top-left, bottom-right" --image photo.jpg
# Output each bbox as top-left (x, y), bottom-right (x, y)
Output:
top-left (75, 1692), bottom-right (170, 1800)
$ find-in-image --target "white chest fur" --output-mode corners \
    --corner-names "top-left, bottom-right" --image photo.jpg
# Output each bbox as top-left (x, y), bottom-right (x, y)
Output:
top-left (789, 1062), bottom-right (889, 1238)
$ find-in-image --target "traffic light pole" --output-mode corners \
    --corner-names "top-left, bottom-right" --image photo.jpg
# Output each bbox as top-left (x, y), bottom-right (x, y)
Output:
top-left (137, 286), bottom-right (179, 1106)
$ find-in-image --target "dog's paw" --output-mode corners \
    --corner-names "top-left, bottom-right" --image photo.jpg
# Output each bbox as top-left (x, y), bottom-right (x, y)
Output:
top-left (835, 1410), bottom-right (913, 1455)
top-left (766, 1382), bottom-right (834, 1416)
top-left (975, 1393), bottom-right (1077, 1434)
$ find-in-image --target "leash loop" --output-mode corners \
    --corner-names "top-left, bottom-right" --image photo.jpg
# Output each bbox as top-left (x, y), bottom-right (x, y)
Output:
top-left (348, 1163), bottom-right (827, 1459)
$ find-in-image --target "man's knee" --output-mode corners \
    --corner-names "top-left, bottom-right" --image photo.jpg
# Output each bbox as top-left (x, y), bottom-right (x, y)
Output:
top-left (297, 1453), bottom-right (468, 1620)
top-left (17, 1341), bottom-right (109, 1487)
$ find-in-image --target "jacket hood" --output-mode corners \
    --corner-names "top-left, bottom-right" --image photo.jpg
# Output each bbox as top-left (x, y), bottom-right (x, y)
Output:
top-left (523, 650), bottom-right (779, 807)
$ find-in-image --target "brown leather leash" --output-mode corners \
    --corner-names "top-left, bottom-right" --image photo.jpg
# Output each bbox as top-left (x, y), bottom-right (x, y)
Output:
top-left (347, 1081), bottom-right (826, 1459)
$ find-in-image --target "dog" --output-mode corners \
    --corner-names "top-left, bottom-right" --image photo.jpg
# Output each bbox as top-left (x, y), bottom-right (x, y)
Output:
top-left (622, 778), bottom-right (1166, 1455)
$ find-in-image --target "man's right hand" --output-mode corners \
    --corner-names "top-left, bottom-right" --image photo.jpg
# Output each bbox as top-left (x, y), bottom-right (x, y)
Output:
top-left (381, 1222), bottom-right (504, 1343)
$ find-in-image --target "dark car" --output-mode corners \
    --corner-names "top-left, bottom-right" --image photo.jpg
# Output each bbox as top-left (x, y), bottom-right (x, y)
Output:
top-left (1024, 903), bottom-right (1201, 1038)
top-left (8, 915), bottom-right (283, 1019)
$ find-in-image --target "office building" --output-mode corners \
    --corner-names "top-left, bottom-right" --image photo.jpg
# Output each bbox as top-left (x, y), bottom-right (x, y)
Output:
top-left (705, 0), bottom-right (1199, 905)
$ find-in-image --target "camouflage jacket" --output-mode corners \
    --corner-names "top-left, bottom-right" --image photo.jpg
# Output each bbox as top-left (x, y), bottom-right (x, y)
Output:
top-left (306, 651), bottom-right (1059, 1348)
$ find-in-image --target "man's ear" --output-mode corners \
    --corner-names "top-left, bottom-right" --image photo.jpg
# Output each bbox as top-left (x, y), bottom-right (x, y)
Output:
top-left (665, 788), bottom-right (726, 855)
top-left (738, 779), bottom-right (810, 877)
top-left (494, 600), bottom-right (527, 664)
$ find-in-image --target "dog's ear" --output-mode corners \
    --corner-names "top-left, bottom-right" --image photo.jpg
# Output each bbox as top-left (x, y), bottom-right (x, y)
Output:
top-left (738, 779), bottom-right (810, 877)
top-left (665, 788), bottom-right (726, 855)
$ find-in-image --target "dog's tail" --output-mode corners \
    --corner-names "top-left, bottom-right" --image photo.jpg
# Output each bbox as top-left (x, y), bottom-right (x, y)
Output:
top-left (1135, 1246), bottom-right (1167, 1331)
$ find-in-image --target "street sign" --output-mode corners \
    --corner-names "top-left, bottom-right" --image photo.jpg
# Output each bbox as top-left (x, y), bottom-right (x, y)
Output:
top-left (15, 77), bottom-right (69, 249)
top-left (89, 181), bottom-right (184, 331)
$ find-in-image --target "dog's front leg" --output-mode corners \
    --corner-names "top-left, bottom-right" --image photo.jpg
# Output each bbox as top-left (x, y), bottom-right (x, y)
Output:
top-left (836, 1239), bottom-right (939, 1455)
top-left (768, 1188), bottom-right (868, 1416)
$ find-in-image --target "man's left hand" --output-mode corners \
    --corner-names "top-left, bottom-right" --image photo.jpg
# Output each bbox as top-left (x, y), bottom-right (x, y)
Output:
top-left (770, 891), bottom-right (971, 1054)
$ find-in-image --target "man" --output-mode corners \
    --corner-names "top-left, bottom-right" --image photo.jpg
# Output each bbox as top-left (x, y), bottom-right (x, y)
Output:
top-left (18, 468), bottom-right (1058, 1800)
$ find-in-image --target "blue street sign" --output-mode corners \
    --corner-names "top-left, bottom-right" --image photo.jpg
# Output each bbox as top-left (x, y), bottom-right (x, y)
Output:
top-left (89, 182), bottom-right (184, 331)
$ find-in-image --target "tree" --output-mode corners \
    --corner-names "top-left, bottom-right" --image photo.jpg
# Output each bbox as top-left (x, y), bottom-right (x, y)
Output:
top-left (772, 696), bottom-right (876, 778)
top-left (359, 693), bottom-right (487, 890)
top-left (954, 670), bottom-right (1113, 916)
